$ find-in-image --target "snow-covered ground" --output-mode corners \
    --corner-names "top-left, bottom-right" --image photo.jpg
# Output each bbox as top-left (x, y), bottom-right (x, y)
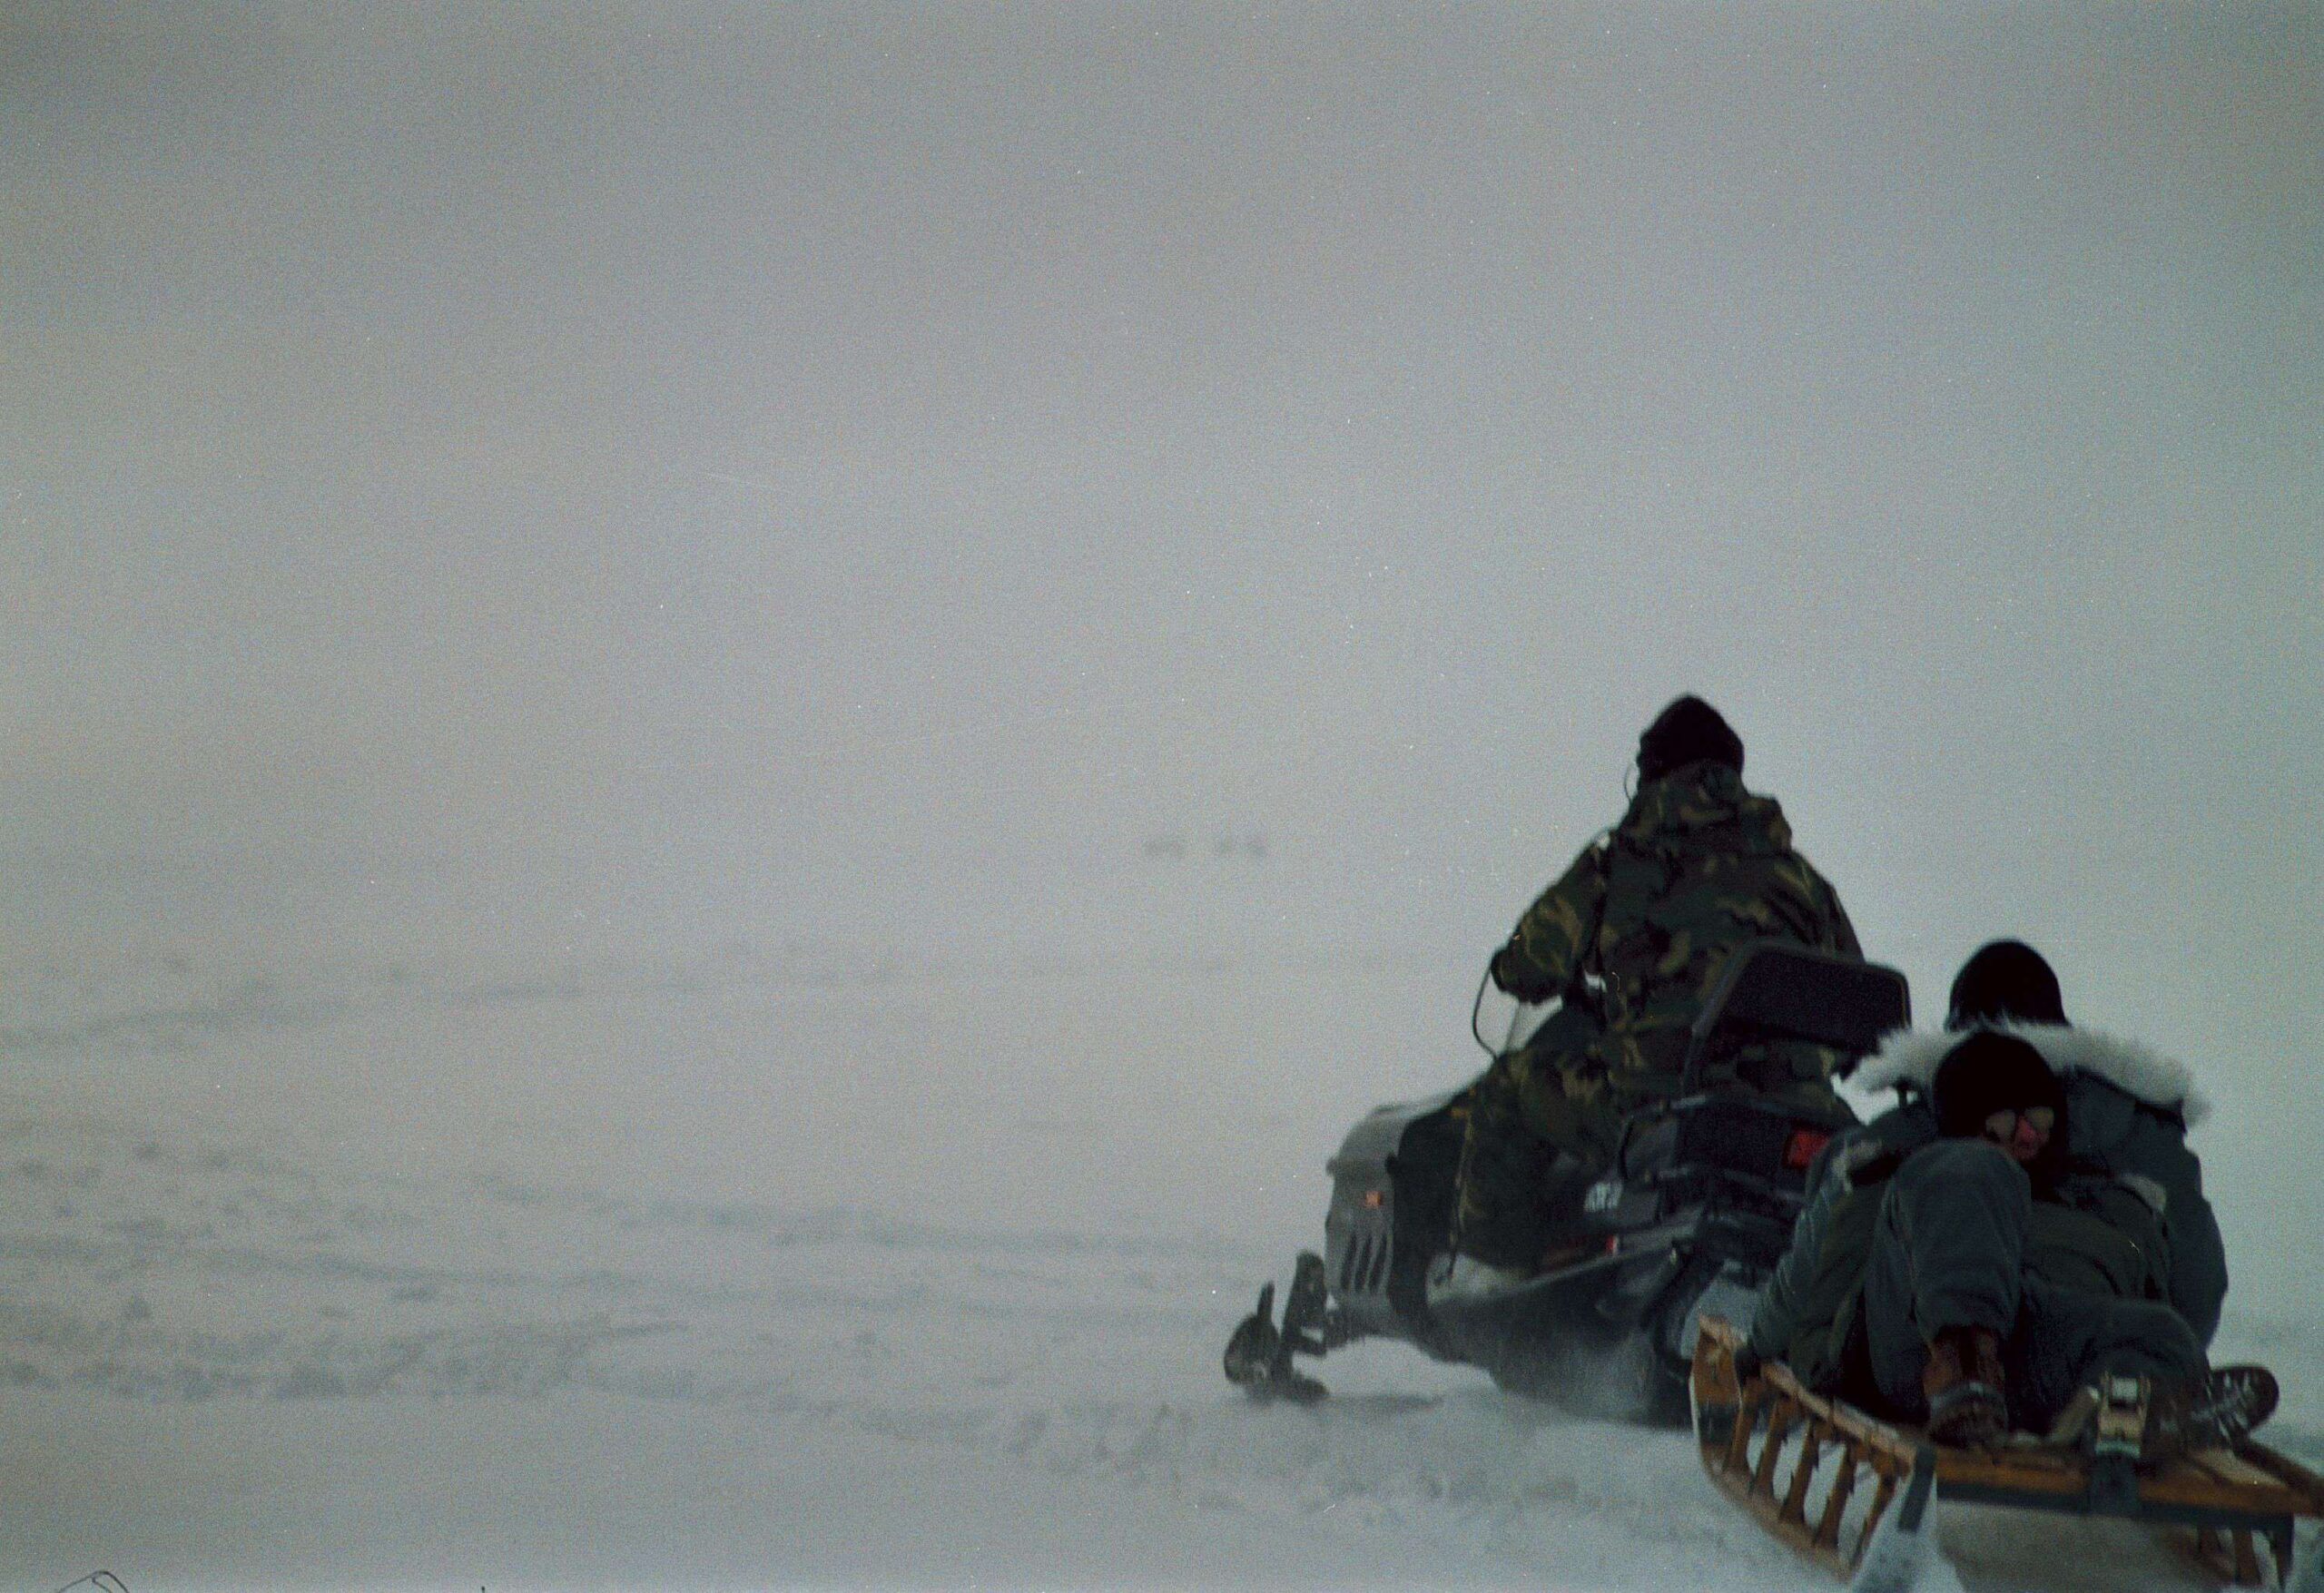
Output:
top-left (3, 937), bottom-right (2317, 1592)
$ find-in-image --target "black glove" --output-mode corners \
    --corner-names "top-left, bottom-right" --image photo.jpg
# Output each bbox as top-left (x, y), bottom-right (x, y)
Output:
top-left (1731, 1342), bottom-right (1765, 1384)
top-left (1490, 946), bottom-right (1554, 1004)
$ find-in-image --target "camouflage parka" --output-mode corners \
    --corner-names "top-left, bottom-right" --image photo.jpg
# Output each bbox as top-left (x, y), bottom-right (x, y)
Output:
top-left (1493, 761), bottom-right (1862, 1106)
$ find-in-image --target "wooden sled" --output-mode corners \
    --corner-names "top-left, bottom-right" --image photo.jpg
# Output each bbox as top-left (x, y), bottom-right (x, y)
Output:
top-left (1692, 1316), bottom-right (2324, 1588)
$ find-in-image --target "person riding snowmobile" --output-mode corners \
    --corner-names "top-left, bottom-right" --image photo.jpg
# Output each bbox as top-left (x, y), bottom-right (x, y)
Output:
top-left (1743, 1030), bottom-right (2269, 1454)
top-left (1438, 695), bottom-right (1860, 1302)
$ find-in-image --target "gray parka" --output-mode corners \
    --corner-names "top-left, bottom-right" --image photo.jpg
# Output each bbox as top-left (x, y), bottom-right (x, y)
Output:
top-left (1749, 1023), bottom-right (2227, 1375)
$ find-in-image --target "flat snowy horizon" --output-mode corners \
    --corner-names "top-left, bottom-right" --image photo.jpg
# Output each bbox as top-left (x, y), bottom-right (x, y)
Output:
top-left (5, 922), bottom-right (2318, 1592)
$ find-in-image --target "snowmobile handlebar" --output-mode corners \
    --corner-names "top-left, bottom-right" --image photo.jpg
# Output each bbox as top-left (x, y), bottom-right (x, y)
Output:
top-left (1472, 959), bottom-right (1561, 1060)
top-left (1469, 961), bottom-right (1496, 1058)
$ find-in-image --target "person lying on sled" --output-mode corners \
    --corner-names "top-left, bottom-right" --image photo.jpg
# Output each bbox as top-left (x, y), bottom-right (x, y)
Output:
top-left (1797, 939), bottom-right (2226, 1344)
top-left (1742, 1031), bottom-right (2270, 1454)
top-left (1436, 695), bottom-right (1860, 1303)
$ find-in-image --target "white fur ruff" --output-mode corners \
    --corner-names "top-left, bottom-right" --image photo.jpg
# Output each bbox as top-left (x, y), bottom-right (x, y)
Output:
top-left (1853, 1022), bottom-right (2208, 1128)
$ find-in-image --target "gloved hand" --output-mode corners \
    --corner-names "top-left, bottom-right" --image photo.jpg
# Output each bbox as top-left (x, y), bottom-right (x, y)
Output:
top-left (1732, 1342), bottom-right (1765, 1384)
top-left (1490, 946), bottom-right (1556, 1004)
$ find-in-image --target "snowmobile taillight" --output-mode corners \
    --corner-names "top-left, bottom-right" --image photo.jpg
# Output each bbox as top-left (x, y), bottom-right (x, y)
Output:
top-left (1361, 1188), bottom-right (1385, 1210)
top-left (1782, 1127), bottom-right (1831, 1172)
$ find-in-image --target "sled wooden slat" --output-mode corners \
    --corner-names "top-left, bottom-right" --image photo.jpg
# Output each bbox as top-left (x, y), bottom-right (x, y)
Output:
top-left (1692, 1314), bottom-right (2324, 1587)
top-left (1779, 1421), bottom-right (1824, 1528)
top-left (1721, 1376), bottom-right (1757, 1476)
top-left (1860, 1469), bottom-right (1899, 1552)
top-left (1706, 1434), bottom-right (1850, 1573)
top-left (2233, 1528), bottom-right (2261, 1584)
top-left (2188, 1449), bottom-right (2280, 1490)
top-left (1753, 1396), bottom-right (1799, 1495)
top-left (1935, 1446), bottom-right (2089, 1500)
top-left (2190, 1522), bottom-right (2275, 1588)
top-left (2193, 1525), bottom-right (2230, 1581)
top-left (2145, 1450), bottom-right (2310, 1532)
top-left (2139, 1459), bottom-right (2310, 1519)
top-left (1811, 1439), bottom-right (1859, 1552)
top-left (2229, 1441), bottom-right (2324, 1499)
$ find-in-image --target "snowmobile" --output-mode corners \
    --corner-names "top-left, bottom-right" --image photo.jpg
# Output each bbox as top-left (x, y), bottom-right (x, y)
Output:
top-left (1223, 939), bottom-right (1911, 1421)
top-left (1689, 1314), bottom-right (2324, 1590)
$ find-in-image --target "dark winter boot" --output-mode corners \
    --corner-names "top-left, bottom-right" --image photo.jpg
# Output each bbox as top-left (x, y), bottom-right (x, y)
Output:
top-left (2132, 1364), bottom-right (2280, 1463)
top-left (1923, 1324), bottom-right (2008, 1448)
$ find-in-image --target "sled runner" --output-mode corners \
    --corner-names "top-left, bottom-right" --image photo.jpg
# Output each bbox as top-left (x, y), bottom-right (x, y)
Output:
top-left (1691, 1315), bottom-right (2324, 1588)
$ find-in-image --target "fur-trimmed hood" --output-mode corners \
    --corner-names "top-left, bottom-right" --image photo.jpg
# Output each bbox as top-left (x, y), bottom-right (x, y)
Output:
top-left (1854, 1023), bottom-right (2208, 1129)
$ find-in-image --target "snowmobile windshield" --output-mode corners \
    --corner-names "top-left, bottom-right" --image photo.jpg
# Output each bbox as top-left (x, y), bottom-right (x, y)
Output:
top-left (1472, 961), bottom-right (1560, 1058)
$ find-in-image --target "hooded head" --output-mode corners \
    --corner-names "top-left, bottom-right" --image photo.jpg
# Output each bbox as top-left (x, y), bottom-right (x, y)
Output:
top-left (1636, 695), bottom-right (1745, 785)
top-left (1946, 939), bottom-right (2069, 1031)
top-left (1932, 1030), bottom-right (2068, 1181)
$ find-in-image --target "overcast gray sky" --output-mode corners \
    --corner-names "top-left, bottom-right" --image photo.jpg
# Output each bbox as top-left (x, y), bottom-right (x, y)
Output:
top-left (5, 5), bottom-right (2317, 1045)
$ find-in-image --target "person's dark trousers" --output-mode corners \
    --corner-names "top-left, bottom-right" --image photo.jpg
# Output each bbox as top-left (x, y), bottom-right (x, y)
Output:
top-left (1861, 1138), bottom-right (2205, 1431)
top-left (1452, 1005), bottom-right (1607, 1269)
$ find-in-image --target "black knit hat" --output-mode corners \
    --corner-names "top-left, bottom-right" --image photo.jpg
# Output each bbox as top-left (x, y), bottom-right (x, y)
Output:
top-left (1946, 940), bottom-right (2068, 1031)
top-left (1931, 1031), bottom-right (2067, 1146)
top-left (1636, 695), bottom-right (1745, 784)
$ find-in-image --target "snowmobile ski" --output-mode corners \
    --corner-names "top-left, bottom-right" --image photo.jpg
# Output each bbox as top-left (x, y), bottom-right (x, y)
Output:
top-left (1223, 1253), bottom-right (1335, 1404)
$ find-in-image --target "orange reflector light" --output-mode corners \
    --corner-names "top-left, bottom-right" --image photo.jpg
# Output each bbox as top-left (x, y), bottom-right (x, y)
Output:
top-left (1783, 1127), bottom-right (1832, 1171)
top-left (1546, 1234), bottom-right (1625, 1273)
top-left (1362, 1188), bottom-right (1386, 1209)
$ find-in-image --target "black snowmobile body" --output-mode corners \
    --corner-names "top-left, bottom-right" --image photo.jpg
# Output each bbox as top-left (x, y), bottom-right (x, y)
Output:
top-left (1226, 941), bottom-right (1911, 1421)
